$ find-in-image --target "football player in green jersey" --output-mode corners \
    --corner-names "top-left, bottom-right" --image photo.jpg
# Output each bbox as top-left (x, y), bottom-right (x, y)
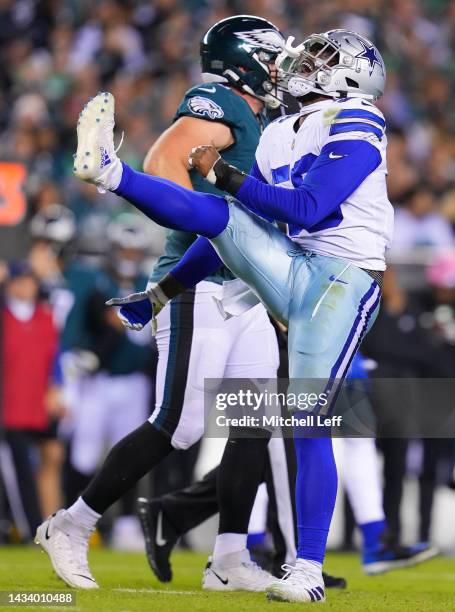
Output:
top-left (36, 16), bottom-right (295, 592)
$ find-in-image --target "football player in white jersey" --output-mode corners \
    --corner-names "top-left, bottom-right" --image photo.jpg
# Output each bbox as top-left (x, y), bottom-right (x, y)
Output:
top-left (69, 29), bottom-right (393, 603)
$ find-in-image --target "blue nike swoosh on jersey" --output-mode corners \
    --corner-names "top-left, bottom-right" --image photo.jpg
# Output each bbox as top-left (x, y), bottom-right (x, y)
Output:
top-left (329, 275), bottom-right (349, 284)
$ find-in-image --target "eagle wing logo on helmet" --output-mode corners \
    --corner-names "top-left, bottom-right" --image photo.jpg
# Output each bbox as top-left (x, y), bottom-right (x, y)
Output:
top-left (234, 29), bottom-right (284, 53)
top-left (188, 96), bottom-right (224, 119)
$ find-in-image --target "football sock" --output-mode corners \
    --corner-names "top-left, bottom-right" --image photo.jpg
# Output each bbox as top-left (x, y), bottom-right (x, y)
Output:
top-left (213, 549), bottom-right (252, 569)
top-left (114, 162), bottom-right (229, 238)
top-left (360, 519), bottom-right (387, 553)
top-left (247, 532), bottom-right (267, 548)
top-left (340, 437), bottom-right (385, 536)
top-left (213, 533), bottom-right (248, 559)
top-left (67, 496), bottom-right (101, 531)
top-left (215, 429), bottom-right (271, 559)
top-left (294, 433), bottom-right (338, 564)
top-left (82, 421), bottom-right (173, 515)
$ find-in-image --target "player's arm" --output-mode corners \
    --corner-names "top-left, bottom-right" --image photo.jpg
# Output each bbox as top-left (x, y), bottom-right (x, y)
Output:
top-left (144, 115), bottom-right (235, 289)
top-left (143, 116), bottom-right (234, 187)
top-left (190, 139), bottom-right (381, 230)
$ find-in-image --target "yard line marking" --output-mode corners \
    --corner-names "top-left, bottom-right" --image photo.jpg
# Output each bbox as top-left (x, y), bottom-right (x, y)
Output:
top-left (114, 588), bottom-right (199, 596)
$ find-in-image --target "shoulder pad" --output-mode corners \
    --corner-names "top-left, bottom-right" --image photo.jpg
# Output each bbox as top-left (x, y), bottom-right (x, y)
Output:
top-left (324, 98), bottom-right (386, 141)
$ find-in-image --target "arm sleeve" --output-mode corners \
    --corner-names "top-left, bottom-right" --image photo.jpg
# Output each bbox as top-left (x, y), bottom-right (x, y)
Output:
top-left (246, 160), bottom-right (275, 223)
top-left (171, 236), bottom-right (223, 289)
top-left (250, 160), bottom-right (267, 183)
top-left (235, 139), bottom-right (381, 229)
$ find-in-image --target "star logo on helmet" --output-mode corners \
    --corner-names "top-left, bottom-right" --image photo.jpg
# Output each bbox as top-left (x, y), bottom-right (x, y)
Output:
top-left (356, 40), bottom-right (382, 75)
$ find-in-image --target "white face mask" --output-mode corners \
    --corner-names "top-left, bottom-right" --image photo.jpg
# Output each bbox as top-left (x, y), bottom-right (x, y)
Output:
top-left (6, 297), bottom-right (36, 322)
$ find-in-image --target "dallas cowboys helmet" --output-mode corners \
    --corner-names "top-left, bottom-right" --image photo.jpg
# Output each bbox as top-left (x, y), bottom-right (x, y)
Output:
top-left (276, 29), bottom-right (386, 101)
top-left (200, 15), bottom-right (285, 109)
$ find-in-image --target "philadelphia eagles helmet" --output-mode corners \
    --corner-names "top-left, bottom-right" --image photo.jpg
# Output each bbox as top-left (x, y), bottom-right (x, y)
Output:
top-left (200, 15), bottom-right (285, 109)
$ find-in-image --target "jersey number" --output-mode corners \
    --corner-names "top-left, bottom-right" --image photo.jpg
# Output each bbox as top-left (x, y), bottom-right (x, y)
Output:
top-left (272, 154), bottom-right (344, 235)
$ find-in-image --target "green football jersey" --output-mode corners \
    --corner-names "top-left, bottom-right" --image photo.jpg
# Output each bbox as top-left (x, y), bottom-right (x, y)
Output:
top-left (150, 83), bottom-right (267, 284)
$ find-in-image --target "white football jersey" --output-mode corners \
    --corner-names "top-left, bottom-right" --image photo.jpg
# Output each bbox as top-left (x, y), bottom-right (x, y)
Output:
top-left (255, 98), bottom-right (394, 270)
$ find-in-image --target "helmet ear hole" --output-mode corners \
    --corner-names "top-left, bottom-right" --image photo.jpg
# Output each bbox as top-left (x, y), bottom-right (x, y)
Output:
top-left (345, 77), bottom-right (359, 89)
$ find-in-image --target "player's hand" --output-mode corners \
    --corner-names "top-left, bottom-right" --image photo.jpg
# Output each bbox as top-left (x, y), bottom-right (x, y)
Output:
top-left (189, 144), bottom-right (220, 177)
top-left (106, 283), bottom-right (168, 332)
top-left (106, 291), bottom-right (154, 331)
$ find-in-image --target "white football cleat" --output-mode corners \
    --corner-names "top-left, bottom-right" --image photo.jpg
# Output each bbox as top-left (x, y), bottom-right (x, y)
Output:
top-left (267, 561), bottom-right (326, 603)
top-left (35, 510), bottom-right (98, 589)
top-left (73, 92), bottom-right (122, 192)
top-left (203, 550), bottom-right (275, 592)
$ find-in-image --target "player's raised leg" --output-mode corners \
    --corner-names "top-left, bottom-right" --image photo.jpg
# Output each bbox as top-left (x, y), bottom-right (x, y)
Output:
top-left (73, 92), bottom-right (229, 238)
top-left (73, 92), bottom-right (297, 325)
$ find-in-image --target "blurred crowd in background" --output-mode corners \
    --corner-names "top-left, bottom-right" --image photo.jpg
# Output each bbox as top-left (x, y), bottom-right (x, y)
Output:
top-left (0, 0), bottom-right (455, 553)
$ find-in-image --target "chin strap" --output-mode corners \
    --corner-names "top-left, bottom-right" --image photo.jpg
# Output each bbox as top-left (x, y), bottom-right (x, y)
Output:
top-left (223, 68), bottom-right (283, 110)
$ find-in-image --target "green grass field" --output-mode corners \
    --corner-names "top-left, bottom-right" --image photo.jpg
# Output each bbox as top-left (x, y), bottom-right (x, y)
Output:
top-left (0, 547), bottom-right (453, 611)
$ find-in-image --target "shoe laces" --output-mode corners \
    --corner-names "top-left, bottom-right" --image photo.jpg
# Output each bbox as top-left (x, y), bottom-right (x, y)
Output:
top-left (279, 563), bottom-right (312, 586)
top-left (281, 563), bottom-right (296, 581)
top-left (100, 119), bottom-right (123, 157)
top-left (114, 131), bottom-right (124, 154)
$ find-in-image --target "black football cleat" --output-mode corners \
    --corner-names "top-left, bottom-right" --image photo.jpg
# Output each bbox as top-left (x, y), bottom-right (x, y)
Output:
top-left (137, 497), bottom-right (178, 582)
top-left (323, 571), bottom-right (347, 589)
